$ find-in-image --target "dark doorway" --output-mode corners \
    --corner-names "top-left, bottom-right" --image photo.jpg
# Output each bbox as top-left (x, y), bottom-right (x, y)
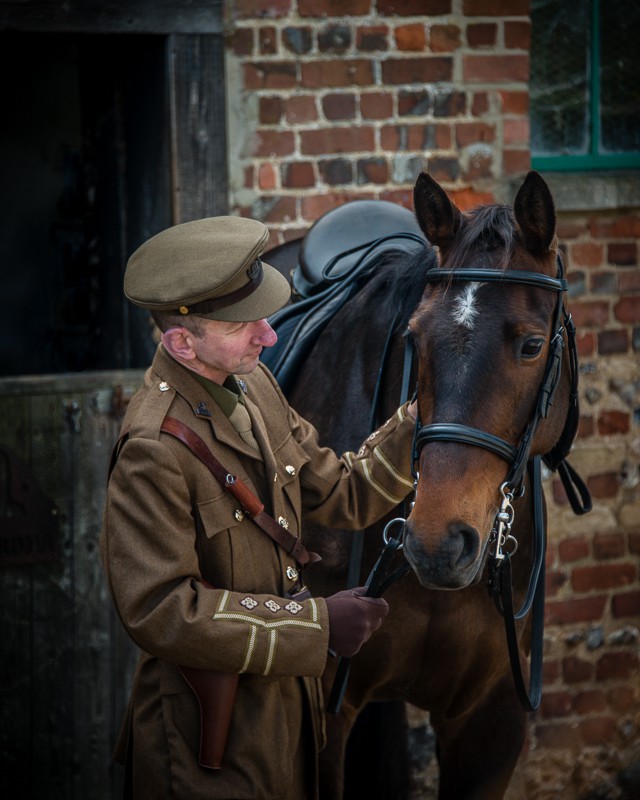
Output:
top-left (1, 26), bottom-right (227, 377)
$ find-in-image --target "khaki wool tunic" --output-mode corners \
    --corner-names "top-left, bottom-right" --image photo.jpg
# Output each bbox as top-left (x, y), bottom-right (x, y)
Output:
top-left (101, 345), bottom-right (415, 800)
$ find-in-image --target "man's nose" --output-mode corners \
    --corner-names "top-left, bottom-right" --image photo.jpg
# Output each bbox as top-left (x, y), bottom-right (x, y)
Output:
top-left (253, 319), bottom-right (278, 347)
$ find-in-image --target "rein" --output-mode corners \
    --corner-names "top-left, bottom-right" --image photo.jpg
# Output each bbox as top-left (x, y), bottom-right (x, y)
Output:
top-left (487, 457), bottom-right (547, 711)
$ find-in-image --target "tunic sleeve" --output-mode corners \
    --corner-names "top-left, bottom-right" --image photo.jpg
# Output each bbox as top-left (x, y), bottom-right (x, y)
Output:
top-left (291, 402), bottom-right (416, 528)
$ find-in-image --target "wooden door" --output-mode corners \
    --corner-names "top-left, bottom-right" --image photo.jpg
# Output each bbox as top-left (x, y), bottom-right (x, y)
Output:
top-left (0, 4), bottom-right (227, 798)
top-left (1, 3), bottom-right (227, 375)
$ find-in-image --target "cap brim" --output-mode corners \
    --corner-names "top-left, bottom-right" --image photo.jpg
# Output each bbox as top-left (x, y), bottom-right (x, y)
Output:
top-left (197, 261), bottom-right (291, 322)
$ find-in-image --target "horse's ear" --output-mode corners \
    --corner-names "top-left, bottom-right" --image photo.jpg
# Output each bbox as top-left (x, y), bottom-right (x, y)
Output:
top-left (513, 171), bottom-right (556, 255)
top-left (413, 172), bottom-right (462, 250)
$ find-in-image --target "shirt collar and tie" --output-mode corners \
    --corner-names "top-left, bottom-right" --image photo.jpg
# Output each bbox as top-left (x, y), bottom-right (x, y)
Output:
top-left (194, 373), bottom-right (260, 452)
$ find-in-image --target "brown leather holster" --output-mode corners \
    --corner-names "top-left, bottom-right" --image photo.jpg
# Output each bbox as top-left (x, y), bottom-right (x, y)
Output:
top-left (178, 665), bottom-right (239, 770)
top-left (180, 578), bottom-right (239, 770)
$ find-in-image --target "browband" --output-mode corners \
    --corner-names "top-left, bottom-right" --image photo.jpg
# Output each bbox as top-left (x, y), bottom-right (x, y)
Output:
top-left (423, 268), bottom-right (567, 293)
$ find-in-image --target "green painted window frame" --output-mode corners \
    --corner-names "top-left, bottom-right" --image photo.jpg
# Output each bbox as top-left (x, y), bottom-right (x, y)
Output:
top-left (531, 0), bottom-right (640, 172)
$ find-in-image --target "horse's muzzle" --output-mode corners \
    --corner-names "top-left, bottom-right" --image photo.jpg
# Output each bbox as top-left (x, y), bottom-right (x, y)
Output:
top-left (403, 520), bottom-right (483, 589)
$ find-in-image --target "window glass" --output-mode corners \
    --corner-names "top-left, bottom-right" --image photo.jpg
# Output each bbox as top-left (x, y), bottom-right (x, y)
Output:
top-left (531, 0), bottom-right (640, 169)
top-left (600, 4), bottom-right (640, 153)
top-left (530, 0), bottom-right (589, 157)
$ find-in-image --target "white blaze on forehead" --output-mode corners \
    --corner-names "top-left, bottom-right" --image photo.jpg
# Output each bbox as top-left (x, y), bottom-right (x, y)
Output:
top-left (451, 282), bottom-right (483, 330)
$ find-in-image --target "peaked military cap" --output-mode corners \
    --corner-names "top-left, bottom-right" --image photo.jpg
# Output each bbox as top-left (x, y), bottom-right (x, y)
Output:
top-left (124, 216), bottom-right (291, 322)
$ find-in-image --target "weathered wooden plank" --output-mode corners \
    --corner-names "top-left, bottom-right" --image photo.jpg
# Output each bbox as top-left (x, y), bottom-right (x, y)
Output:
top-left (169, 33), bottom-right (229, 222)
top-left (0, 371), bottom-right (143, 799)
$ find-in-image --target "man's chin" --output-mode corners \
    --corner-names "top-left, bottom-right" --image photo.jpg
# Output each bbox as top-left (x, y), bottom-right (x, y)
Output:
top-left (237, 356), bottom-right (261, 374)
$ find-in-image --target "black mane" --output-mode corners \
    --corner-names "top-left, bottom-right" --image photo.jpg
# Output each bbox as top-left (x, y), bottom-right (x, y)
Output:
top-left (368, 204), bottom-right (517, 332)
top-left (375, 241), bottom-right (438, 328)
top-left (447, 204), bottom-right (517, 271)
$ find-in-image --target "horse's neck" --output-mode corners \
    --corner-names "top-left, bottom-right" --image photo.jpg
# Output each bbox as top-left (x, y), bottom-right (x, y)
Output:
top-left (289, 275), bottom-right (406, 450)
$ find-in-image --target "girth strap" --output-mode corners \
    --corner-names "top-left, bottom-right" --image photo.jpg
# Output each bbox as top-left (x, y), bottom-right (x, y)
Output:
top-left (160, 416), bottom-right (320, 566)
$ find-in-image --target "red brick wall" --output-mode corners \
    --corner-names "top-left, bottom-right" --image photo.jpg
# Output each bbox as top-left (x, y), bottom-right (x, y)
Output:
top-left (224, 2), bottom-right (639, 797)
top-left (226, 0), bottom-right (531, 247)
top-left (525, 211), bottom-right (640, 799)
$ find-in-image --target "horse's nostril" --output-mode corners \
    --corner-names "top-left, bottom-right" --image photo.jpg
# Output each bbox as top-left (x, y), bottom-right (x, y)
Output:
top-left (403, 519), bottom-right (483, 587)
top-left (448, 522), bottom-right (480, 569)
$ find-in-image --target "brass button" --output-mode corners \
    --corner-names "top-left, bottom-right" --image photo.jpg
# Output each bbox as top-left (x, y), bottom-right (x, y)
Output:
top-left (234, 509), bottom-right (244, 522)
top-left (278, 516), bottom-right (289, 529)
top-left (286, 566), bottom-right (299, 581)
top-left (285, 465), bottom-right (296, 476)
top-left (179, 306), bottom-right (189, 315)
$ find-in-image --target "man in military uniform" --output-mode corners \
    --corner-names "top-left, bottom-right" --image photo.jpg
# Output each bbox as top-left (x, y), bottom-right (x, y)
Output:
top-left (100, 216), bottom-right (417, 799)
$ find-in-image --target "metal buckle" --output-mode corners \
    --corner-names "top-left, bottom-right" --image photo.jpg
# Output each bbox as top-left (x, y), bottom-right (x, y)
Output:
top-left (490, 483), bottom-right (518, 561)
top-left (382, 517), bottom-right (406, 548)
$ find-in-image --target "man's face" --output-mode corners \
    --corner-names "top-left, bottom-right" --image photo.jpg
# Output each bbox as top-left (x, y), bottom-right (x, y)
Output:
top-left (187, 318), bottom-right (278, 383)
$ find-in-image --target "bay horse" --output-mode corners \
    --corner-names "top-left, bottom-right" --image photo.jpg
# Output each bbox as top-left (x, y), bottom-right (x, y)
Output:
top-left (263, 171), bottom-right (588, 799)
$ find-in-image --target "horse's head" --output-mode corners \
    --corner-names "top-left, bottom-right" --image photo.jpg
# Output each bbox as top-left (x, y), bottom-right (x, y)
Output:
top-left (405, 171), bottom-right (573, 589)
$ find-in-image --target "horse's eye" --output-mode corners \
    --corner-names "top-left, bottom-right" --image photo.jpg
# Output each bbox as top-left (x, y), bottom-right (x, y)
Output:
top-left (521, 337), bottom-right (545, 358)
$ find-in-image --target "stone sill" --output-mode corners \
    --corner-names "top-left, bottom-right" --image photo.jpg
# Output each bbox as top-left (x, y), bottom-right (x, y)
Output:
top-left (501, 171), bottom-right (640, 213)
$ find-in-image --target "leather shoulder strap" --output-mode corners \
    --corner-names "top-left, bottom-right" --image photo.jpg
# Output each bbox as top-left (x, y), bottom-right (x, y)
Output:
top-left (160, 416), bottom-right (320, 567)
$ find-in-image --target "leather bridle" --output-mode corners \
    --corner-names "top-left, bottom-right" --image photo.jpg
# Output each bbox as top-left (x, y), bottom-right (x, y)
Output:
top-left (412, 257), bottom-right (575, 495)
top-left (407, 254), bottom-right (591, 711)
top-left (328, 252), bottom-right (592, 715)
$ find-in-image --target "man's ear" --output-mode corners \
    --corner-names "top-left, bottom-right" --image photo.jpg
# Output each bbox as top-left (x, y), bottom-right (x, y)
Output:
top-left (161, 327), bottom-right (196, 361)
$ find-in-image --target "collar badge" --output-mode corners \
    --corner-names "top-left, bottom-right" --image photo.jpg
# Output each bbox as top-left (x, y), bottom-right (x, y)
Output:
top-left (196, 401), bottom-right (212, 417)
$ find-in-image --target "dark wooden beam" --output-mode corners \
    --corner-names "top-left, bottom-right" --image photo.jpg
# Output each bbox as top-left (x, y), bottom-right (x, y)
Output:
top-left (0, 0), bottom-right (223, 33)
top-left (169, 33), bottom-right (228, 222)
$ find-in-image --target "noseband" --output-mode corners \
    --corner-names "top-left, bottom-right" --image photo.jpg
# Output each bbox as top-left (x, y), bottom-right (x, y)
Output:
top-left (411, 257), bottom-right (575, 495)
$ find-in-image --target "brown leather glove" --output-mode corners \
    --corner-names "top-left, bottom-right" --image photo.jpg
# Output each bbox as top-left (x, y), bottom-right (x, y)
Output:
top-left (325, 587), bottom-right (389, 657)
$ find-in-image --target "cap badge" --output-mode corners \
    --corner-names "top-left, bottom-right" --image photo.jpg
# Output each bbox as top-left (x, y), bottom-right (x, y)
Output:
top-left (247, 259), bottom-right (261, 280)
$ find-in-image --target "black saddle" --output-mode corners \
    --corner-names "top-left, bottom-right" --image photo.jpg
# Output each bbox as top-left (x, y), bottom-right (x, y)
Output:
top-left (293, 199), bottom-right (425, 298)
top-left (261, 199), bottom-right (428, 394)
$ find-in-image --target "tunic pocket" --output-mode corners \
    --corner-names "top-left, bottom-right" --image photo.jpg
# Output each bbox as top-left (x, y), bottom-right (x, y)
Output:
top-left (197, 491), bottom-right (243, 539)
top-left (196, 493), bottom-right (279, 594)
